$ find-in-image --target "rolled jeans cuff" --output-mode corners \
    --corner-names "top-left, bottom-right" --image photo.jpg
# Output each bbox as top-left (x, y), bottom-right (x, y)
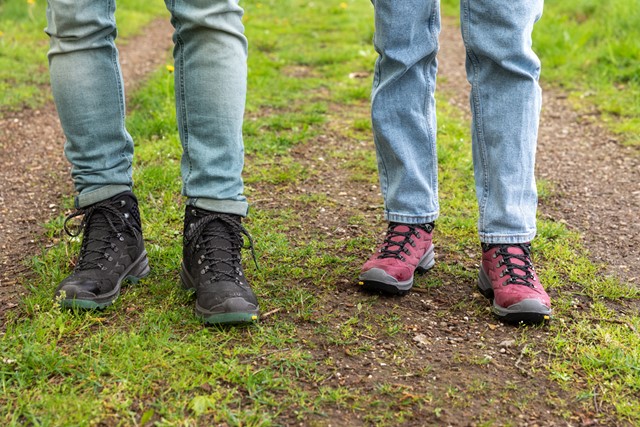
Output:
top-left (75, 184), bottom-right (131, 208)
top-left (385, 211), bottom-right (439, 225)
top-left (187, 198), bottom-right (249, 217)
top-left (479, 229), bottom-right (537, 245)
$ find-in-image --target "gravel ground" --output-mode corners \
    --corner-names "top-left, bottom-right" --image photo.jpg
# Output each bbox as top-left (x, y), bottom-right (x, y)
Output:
top-left (0, 15), bottom-right (637, 425)
top-left (1, 15), bottom-right (638, 324)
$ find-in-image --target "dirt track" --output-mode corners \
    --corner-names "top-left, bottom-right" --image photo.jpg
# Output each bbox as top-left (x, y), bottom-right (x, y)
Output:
top-left (0, 15), bottom-right (638, 425)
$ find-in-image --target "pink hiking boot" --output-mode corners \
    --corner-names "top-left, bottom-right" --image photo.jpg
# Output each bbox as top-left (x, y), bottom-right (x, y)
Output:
top-left (478, 243), bottom-right (551, 323)
top-left (358, 222), bottom-right (435, 295)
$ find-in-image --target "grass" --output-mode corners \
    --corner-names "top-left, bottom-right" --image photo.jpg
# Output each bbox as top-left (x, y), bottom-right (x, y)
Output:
top-left (534, 0), bottom-right (640, 146)
top-left (442, 0), bottom-right (640, 146)
top-left (2, 0), bottom-right (640, 425)
top-left (0, 0), bottom-right (167, 111)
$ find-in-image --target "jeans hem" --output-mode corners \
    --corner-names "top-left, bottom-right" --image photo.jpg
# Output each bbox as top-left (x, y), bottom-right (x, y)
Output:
top-left (479, 229), bottom-right (536, 245)
top-left (187, 198), bottom-right (249, 217)
top-left (75, 185), bottom-right (131, 208)
top-left (385, 211), bottom-right (439, 225)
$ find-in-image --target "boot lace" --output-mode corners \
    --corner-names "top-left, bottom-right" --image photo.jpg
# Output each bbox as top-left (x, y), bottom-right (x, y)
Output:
top-left (64, 199), bottom-right (139, 272)
top-left (184, 213), bottom-right (258, 283)
top-left (377, 222), bottom-right (433, 261)
top-left (493, 244), bottom-right (536, 288)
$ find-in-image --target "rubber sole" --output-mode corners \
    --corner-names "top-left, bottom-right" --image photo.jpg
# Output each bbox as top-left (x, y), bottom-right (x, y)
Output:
top-left (181, 262), bottom-right (260, 325)
top-left (59, 251), bottom-right (150, 310)
top-left (477, 268), bottom-right (551, 324)
top-left (358, 246), bottom-right (435, 295)
top-left (199, 311), bottom-right (260, 325)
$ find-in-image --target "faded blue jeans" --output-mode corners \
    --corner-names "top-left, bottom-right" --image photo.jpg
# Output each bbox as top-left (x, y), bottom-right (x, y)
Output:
top-left (45, 0), bottom-right (249, 216)
top-left (371, 0), bottom-right (543, 243)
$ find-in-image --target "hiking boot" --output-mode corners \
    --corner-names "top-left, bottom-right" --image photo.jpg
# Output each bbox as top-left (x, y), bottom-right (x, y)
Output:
top-left (181, 207), bottom-right (259, 325)
top-left (358, 222), bottom-right (435, 295)
top-left (55, 191), bottom-right (150, 309)
top-left (478, 243), bottom-right (551, 323)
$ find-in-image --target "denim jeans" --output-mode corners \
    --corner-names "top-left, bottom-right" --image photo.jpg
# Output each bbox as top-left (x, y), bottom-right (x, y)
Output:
top-left (45, 0), bottom-right (249, 216)
top-left (371, 0), bottom-right (543, 243)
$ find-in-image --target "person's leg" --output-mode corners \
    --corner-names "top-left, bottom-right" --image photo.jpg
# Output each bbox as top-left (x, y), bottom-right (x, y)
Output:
top-left (46, 0), bottom-right (149, 309)
top-left (358, 0), bottom-right (440, 294)
top-left (460, 0), bottom-right (542, 243)
top-left (164, 0), bottom-right (258, 324)
top-left (460, 0), bottom-right (550, 322)
top-left (165, 0), bottom-right (248, 216)
top-left (370, 0), bottom-right (441, 224)
top-left (46, 0), bottom-right (133, 208)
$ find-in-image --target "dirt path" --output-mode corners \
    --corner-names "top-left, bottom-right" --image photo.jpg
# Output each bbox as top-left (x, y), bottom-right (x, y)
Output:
top-left (0, 14), bottom-right (638, 425)
top-left (0, 19), bottom-right (174, 323)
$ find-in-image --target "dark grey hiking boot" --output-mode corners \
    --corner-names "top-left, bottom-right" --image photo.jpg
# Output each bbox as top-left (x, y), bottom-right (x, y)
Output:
top-left (181, 207), bottom-right (259, 325)
top-left (55, 191), bottom-right (150, 309)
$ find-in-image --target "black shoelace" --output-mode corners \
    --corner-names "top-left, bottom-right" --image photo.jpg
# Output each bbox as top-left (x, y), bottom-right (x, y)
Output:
top-left (492, 244), bottom-right (536, 288)
top-left (63, 199), bottom-right (139, 272)
top-left (377, 222), bottom-right (434, 261)
top-left (185, 213), bottom-right (258, 283)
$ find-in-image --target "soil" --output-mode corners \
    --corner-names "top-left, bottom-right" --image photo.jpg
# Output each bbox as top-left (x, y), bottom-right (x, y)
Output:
top-left (1, 16), bottom-right (638, 427)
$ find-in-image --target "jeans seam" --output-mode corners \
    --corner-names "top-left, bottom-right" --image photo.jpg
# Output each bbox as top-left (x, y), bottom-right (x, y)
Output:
top-left (106, 0), bottom-right (129, 174)
top-left (461, 0), bottom-right (489, 235)
top-left (172, 8), bottom-right (192, 190)
top-left (372, 58), bottom-right (391, 211)
top-left (427, 0), bottom-right (439, 210)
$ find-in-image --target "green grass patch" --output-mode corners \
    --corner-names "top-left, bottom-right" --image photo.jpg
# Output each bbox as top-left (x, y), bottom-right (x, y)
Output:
top-left (0, 0), bottom-right (167, 111)
top-left (2, 0), bottom-right (640, 425)
top-left (534, 0), bottom-right (640, 146)
top-left (442, 0), bottom-right (640, 146)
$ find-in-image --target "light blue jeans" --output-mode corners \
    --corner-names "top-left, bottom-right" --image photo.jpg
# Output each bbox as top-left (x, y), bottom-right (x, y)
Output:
top-left (371, 0), bottom-right (543, 244)
top-left (45, 0), bottom-right (249, 216)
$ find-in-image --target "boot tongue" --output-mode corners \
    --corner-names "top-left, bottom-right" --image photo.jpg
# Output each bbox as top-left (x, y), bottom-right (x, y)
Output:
top-left (504, 245), bottom-right (529, 277)
top-left (78, 206), bottom-right (123, 268)
top-left (388, 225), bottom-right (411, 250)
top-left (199, 217), bottom-right (242, 281)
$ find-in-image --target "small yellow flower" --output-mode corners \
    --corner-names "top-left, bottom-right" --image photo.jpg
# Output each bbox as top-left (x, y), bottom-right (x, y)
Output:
top-left (27, 0), bottom-right (36, 4)
top-left (339, 2), bottom-right (348, 9)
top-left (166, 65), bottom-right (175, 73)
